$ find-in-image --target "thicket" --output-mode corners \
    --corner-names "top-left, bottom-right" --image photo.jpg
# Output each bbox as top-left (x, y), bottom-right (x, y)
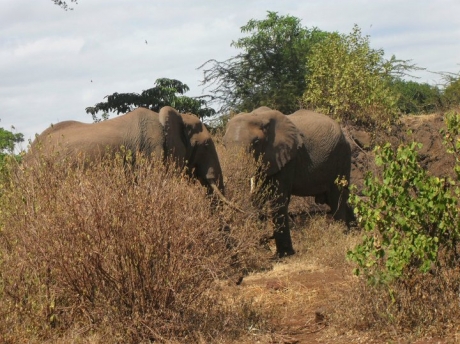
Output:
top-left (0, 152), bottom-right (270, 343)
top-left (303, 25), bottom-right (414, 128)
top-left (391, 79), bottom-right (443, 114)
top-left (344, 110), bottom-right (460, 335)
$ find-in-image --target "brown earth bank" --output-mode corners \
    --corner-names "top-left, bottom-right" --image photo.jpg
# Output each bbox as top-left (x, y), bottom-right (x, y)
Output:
top-left (347, 112), bottom-right (455, 192)
top-left (225, 113), bottom-right (459, 344)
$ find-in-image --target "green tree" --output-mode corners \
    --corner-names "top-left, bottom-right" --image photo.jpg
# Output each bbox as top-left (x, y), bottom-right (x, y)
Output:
top-left (0, 127), bottom-right (24, 186)
top-left (303, 25), bottom-right (416, 128)
top-left (443, 73), bottom-right (460, 108)
top-left (391, 79), bottom-right (443, 114)
top-left (0, 127), bottom-right (24, 162)
top-left (200, 11), bottom-right (329, 114)
top-left (85, 78), bottom-right (215, 121)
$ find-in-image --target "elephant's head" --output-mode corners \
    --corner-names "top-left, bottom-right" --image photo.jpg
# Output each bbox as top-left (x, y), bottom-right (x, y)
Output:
top-left (159, 106), bottom-right (225, 197)
top-left (223, 107), bottom-right (302, 177)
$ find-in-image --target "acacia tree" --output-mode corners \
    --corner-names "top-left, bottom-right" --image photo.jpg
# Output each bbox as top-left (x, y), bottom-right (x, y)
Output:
top-left (199, 11), bottom-right (328, 115)
top-left (86, 78), bottom-right (215, 122)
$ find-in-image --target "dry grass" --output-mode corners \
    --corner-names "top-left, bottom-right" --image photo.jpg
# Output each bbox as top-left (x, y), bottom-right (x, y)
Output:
top-left (0, 152), bottom-right (270, 343)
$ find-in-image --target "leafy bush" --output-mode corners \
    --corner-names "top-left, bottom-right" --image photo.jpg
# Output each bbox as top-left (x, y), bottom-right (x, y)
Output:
top-left (347, 110), bottom-right (460, 284)
top-left (391, 79), bottom-right (443, 114)
top-left (337, 111), bottom-right (460, 337)
top-left (303, 25), bottom-right (412, 128)
top-left (442, 74), bottom-right (460, 108)
top-left (0, 152), bottom-right (267, 343)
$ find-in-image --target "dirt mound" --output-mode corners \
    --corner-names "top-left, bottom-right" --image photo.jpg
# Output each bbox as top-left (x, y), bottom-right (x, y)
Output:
top-left (346, 113), bottom-right (456, 192)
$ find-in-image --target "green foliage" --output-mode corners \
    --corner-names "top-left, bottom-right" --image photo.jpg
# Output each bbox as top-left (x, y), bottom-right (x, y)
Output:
top-left (86, 78), bottom-right (215, 121)
top-left (200, 11), bottom-right (329, 114)
top-left (348, 113), bottom-right (460, 284)
top-left (0, 127), bottom-right (24, 168)
top-left (303, 25), bottom-right (416, 128)
top-left (0, 127), bottom-right (24, 155)
top-left (391, 79), bottom-right (443, 114)
top-left (442, 110), bottom-right (460, 179)
top-left (442, 74), bottom-right (460, 108)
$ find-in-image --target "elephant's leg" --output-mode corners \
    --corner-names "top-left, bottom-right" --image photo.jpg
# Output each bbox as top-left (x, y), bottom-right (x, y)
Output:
top-left (263, 165), bottom-right (296, 257)
top-left (267, 181), bottom-right (295, 257)
top-left (314, 192), bottom-right (328, 205)
top-left (272, 203), bottom-right (295, 257)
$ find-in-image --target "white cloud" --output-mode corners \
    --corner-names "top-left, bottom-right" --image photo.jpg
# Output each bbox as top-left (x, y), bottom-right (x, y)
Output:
top-left (13, 37), bottom-right (85, 57)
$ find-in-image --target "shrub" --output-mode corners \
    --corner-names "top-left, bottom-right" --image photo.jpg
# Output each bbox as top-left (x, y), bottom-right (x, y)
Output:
top-left (391, 79), bottom-right (443, 114)
top-left (303, 25), bottom-right (408, 128)
top-left (0, 152), bottom-right (266, 343)
top-left (342, 110), bottom-right (460, 335)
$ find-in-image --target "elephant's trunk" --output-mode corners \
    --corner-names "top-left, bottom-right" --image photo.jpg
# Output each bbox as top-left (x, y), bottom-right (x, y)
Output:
top-left (209, 181), bottom-right (245, 213)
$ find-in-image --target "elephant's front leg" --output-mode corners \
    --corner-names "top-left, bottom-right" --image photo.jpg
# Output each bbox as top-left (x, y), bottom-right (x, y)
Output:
top-left (272, 202), bottom-right (295, 257)
top-left (263, 167), bottom-right (296, 258)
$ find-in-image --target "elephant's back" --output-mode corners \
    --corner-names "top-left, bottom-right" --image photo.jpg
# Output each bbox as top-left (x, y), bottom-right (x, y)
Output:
top-left (289, 110), bottom-right (351, 195)
top-left (27, 108), bottom-right (164, 161)
top-left (288, 110), bottom-right (341, 137)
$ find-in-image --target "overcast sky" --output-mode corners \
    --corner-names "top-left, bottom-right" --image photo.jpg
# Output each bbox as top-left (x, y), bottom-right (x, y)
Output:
top-left (1, 0), bottom-right (459, 148)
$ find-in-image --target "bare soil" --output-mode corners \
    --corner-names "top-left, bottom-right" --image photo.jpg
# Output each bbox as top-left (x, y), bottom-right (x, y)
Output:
top-left (228, 113), bottom-right (458, 344)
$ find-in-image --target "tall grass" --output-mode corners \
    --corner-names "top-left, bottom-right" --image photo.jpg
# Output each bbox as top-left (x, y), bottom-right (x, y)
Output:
top-left (0, 152), bottom-right (268, 343)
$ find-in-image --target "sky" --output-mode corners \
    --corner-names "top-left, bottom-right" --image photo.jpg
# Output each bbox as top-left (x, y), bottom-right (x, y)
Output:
top-left (1, 0), bottom-right (459, 150)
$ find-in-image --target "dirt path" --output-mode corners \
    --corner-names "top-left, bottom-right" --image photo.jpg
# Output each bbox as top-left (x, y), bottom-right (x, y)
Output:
top-left (233, 255), bottom-right (452, 343)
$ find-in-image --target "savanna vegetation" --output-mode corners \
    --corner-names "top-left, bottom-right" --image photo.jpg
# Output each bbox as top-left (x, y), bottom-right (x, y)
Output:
top-left (2, 9), bottom-right (460, 343)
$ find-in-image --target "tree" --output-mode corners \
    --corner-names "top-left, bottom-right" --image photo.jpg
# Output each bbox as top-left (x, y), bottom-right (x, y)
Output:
top-left (52, 0), bottom-right (78, 11)
top-left (85, 78), bottom-right (216, 122)
top-left (442, 73), bottom-right (460, 108)
top-left (303, 25), bottom-right (417, 128)
top-left (199, 11), bottom-right (329, 115)
top-left (391, 79), bottom-right (443, 114)
top-left (0, 127), bottom-right (24, 173)
top-left (0, 127), bottom-right (24, 158)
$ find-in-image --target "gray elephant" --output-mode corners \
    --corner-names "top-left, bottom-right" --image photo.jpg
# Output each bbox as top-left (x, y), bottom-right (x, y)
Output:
top-left (25, 106), bottom-right (234, 206)
top-left (223, 106), bottom-right (354, 257)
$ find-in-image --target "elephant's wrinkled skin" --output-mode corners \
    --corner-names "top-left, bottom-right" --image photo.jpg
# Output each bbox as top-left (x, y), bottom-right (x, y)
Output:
top-left (223, 107), bottom-right (354, 257)
top-left (25, 106), bottom-right (228, 200)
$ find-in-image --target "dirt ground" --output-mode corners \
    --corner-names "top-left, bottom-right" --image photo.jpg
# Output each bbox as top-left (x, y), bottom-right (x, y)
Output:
top-left (229, 113), bottom-right (458, 344)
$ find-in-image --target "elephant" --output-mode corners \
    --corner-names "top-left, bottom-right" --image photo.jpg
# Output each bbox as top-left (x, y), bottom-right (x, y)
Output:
top-left (223, 106), bottom-right (354, 257)
top-left (25, 106), bottom-right (237, 207)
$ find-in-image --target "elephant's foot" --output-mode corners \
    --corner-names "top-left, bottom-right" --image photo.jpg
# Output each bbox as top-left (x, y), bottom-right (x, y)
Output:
top-left (277, 247), bottom-right (295, 258)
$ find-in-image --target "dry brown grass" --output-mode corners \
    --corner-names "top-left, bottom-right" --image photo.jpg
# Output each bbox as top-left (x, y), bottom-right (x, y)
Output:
top-left (333, 262), bottom-right (460, 342)
top-left (0, 152), bottom-right (270, 343)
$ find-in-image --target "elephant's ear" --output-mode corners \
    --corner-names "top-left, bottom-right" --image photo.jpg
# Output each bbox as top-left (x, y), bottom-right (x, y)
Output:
top-left (259, 111), bottom-right (301, 176)
top-left (158, 106), bottom-right (187, 167)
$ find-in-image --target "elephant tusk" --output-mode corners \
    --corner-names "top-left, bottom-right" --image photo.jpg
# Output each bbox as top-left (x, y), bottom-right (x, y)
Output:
top-left (209, 182), bottom-right (245, 213)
